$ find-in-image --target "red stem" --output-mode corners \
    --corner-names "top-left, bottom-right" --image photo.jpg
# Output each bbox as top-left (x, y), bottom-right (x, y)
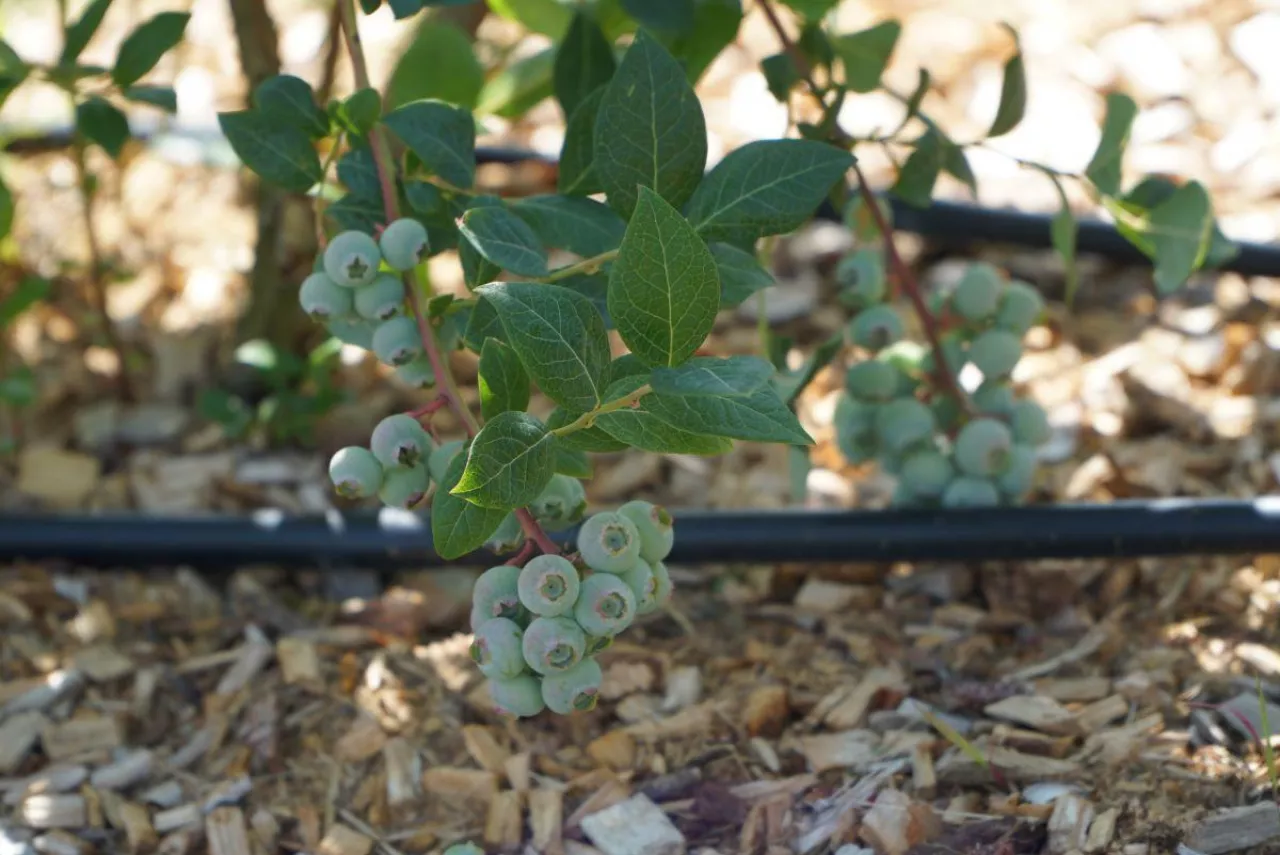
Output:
top-left (515, 509), bottom-right (561, 554)
top-left (504, 539), bottom-right (537, 566)
top-left (405, 398), bottom-right (447, 420)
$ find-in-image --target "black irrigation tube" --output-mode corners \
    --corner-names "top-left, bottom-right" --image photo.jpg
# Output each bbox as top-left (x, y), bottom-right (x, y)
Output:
top-left (1, 499), bottom-right (1278, 569)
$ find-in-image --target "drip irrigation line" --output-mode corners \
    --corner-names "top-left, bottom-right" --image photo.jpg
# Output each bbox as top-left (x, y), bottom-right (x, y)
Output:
top-left (1, 499), bottom-right (1277, 570)
top-left (6, 125), bottom-right (1280, 277)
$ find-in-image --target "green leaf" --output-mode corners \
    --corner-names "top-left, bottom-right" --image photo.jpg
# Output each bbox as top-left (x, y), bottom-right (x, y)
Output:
top-left (336, 144), bottom-right (382, 200)
top-left (432, 453), bottom-right (509, 559)
top-left (761, 52), bottom-right (799, 102)
top-left (1038, 170), bottom-right (1079, 307)
top-left (547, 407), bottom-right (628, 452)
top-left (458, 206), bottom-right (548, 277)
top-left (387, 20), bottom-right (484, 110)
top-left (891, 131), bottom-right (942, 209)
top-left (387, 0), bottom-right (425, 20)
top-left (76, 96), bottom-right (129, 158)
top-left (684, 139), bottom-right (853, 244)
top-left (987, 25), bottom-right (1025, 138)
top-left (327, 193), bottom-right (383, 233)
top-left (510, 194), bottom-right (625, 258)
top-left (554, 11), bottom-right (616, 118)
top-left (554, 447), bottom-right (593, 478)
top-left (558, 274), bottom-right (610, 326)
top-left (475, 281), bottom-right (611, 412)
top-left (773, 330), bottom-right (841, 405)
top-left (111, 11), bottom-right (188, 88)
top-left (122, 84), bottom-right (176, 112)
top-left (1142, 181), bottom-right (1213, 295)
top-left (650, 355), bottom-right (773, 397)
top-left (942, 139), bottom-right (977, 197)
top-left (664, 0), bottom-right (741, 82)
top-left (383, 99), bottom-right (476, 189)
top-left (622, 0), bottom-right (694, 33)
top-left (645, 384), bottom-right (812, 445)
top-left (0, 276), bottom-right (51, 327)
top-left (61, 0), bottom-right (113, 64)
top-left (462, 295), bottom-right (506, 352)
top-left (477, 47), bottom-right (555, 118)
top-left (0, 41), bottom-right (30, 109)
top-left (253, 74), bottom-right (327, 138)
top-left (609, 187), bottom-right (719, 368)
top-left (711, 242), bottom-right (773, 308)
top-left (558, 86), bottom-right (605, 196)
top-left (478, 338), bottom-right (531, 420)
top-left (594, 30), bottom-right (707, 218)
top-left (453, 411), bottom-right (556, 509)
top-left (1121, 176), bottom-right (1238, 271)
top-left (458, 196), bottom-right (505, 288)
top-left (336, 88), bottom-right (382, 136)
top-left (1085, 93), bottom-right (1137, 198)
top-left (835, 19), bottom-right (900, 93)
top-left (0, 369), bottom-right (37, 408)
top-left (593, 378), bottom-right (732, 455)
top-left (219, 109), bottom-right (322, 193)
top-left (0, 178), bottom-right (12, 243)
top-left (778, 0), bottom-right (838, 18)
top-left (487, 0), bottom-right (573, 37)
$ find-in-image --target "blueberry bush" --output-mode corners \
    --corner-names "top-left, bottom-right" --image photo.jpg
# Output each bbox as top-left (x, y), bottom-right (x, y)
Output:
top-left (216, 0), bottom-right (1235, 715)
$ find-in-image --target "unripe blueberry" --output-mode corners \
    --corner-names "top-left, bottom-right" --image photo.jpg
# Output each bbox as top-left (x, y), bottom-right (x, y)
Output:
top-left (531, 475), bottom-right (588, 532)
top-left (996, 444), bottom-right (1037, 501)
top-left (995, 280), bottom-right (1044, 334)
top-left (518, 555), bottom-right (581, 617)
top-left (300, 272), bottom-right (354, 320)
top-left (1009, 399), bottom-right (1051, 446)
top-left (834, 396), bottom-right (875, 461)
top-left (941, 475), bottom-right (1000, 508)
top-left (574, 573), bottom-right (637, 637)
top-left (522, 615), bottom-right (587, 674)
top-left (472, 564), bottom-right (522, 625)
top-left (616, 500), bottom-right (674, 563)
top-left (648, 559), bottom-right (673, 609)
top-left (953, 417), bottom-right (1013, 477)
top-left (328, 446), bottom-right (383, 499)
top-left (428, 439), bottom-right (465, 485)
top-left (324, 230), bottom-right (381, 287)
top-left (470, 617), bottom-right (526, 680)
top-left (395, 356), bottom-right (435, 389)
top-left (931, 395), bottom-right (962, 433)
top-left (950, 262), bottom-right (1004, 322)
top-left (878, 340), bottom-right (926, 376)
top-left (354, 273), bottom-right (406, 321)
top-left (968, 329), bottom-right (1022, 380)
top-left (489, 673), bottom-right (546, 718)
top-left (849, 304), bottom-right (903, 352)
top-left (444, 843), bottom-right (485, 855)
top-left (378, 463), bottom-right (429, 509)
top-left (922, 335), bottom-right (967, 377)
top-left (372, 316), bottom-right (423, 366)
top-left (835, 249), bottom-right (886, 310)
top-left (325, 317), bottom-right (377, 351)
top-left (620, 559), bottom-right (659, 614)
top-left (541, 657), bottom-right (603, 715)
top-left (971, 382), bottom-right (1016, 417)
top-left (370, 413), bottom-right (435, 469)
top-left (845, 360), bottom-right (900, 403)
top-left (485, 513), bottom-right (526, 555)
top-left (898, 448), bottom-right (954, 498)
top-left (576, 512), bottom-right (642, 574)
top-left (873, 397), bottom-right (936, 455)
top-left (379, 217), bottom-right (430, 271)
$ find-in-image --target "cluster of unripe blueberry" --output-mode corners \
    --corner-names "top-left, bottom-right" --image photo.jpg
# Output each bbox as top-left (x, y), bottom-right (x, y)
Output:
top-left (298, 219), bottom-right (437, 389)
top-left (470, 501), bottom-right (675, 717)
top-left (833, 254), bottom-right (1052, 508)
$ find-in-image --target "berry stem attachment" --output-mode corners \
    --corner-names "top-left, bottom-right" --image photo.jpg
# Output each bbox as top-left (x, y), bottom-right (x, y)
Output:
top-left (505, 539), bottom-right (537, 566)
top-left (405, 398), bottom-right (448, 420)
top-left (539, 249), bottom-right (619, 284)
top-left (516, 508), bottom-right (562, 555)
top-left (550, 385), bottom-right (651, 437)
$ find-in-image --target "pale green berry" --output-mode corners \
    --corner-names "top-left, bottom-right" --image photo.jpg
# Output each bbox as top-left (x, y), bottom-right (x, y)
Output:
top-left (899, 448), bottom-right (954, 499)
top-left (953, 417), bottom-right (1013, 477)
top-left (996, 444), bottom-right (1037, 501)
top-left (325, 317), bottom-right (377, 350)
top-left (995, 280), bottom-right (1044, 334)
top-left (616, 500), bottom-right (674, 563)
top-left (370, 413), bottom-right (434, 469)
top-left (573, 573), bottom-right (637, 637)
top-left (540, 658), bottom-right (603, 715)
top-left (849, 305), bottom-right (903, 351)
top-left (428, 439), bottom-right (465, 484)
top-left (950, 262), bottom-right (1003, 322)
top-left (620, 560), bottom-right (659, 614)
top-left (969, 329), bottom-right (1022, 380)
top-left (878, 340), bottom-right (926, 376)
top-left (971, 382), bottom-right (1016, 417)
top-left (395, 356), bottom-right (435, 389)
top-left (484, 513), bottom-right (526, 555)
top-left (834, 396), bottom-right (875, 462)
top-left (873, 398), bottom-right (936, 455)
top-left (648, 560), bottom-right (673, 609)
top-left (931, 395), bottom-right (962, 433)
top-left (922, 335), bottom-right (967, 376)
top-left (890, 480), bottom-right (920, 508)
top-left (379, 217), bottom-right (430, 271)
top-left (472, 565), bottom-right (522, 625)
top-left (444, 843), bottom-right (485, 855)
top-left (353, 273), bottom-right (406, 321)
top-left (845, 360), bottom-right (900, 403)
top-left (300, 272), bottom-right (354, 320)
top-left (378, 464), bottom-right (429, 509)
top-left (470, 617), bottom-right (526, 680)
top-left (518, 555), bottom-right (581, 617)
top-left (328, 446), bottom-right (383, 499)
top-left (530, 475), bottom-right (587, 532)
top-left (372, 316), bottom-right (423, 367)
top-left (324, 230), bottom-right (381, 287)
top-left (522, 615), bottom-right (586, 674)
top-left (835, 249), bottom-right (886, 310)
top-left (576, 512), bottom-right (641, 574)
top-left (1009, 399), bottom-right (1051, 446)
top-left (489, 674), bottom-right (545, 718)
top-left (941, 475), bottom-right (1000, 508)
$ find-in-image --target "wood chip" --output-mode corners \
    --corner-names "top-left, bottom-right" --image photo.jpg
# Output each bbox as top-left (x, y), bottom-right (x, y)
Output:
top-left (529, 788), bottom-right (564, 855)
top-left (587, 730), bottom-right (637, 772)
top-left (983, 696), bottom-right (1079, 736)
top-left (1085, 807), bottom-right (1119, 854)
top-left (580, 794), bottom-right (686, 855)
top-left (89, 748), bottom-right (153, 790)
top-left (205, 807), bottom-right (252, 855)
top-left (42, 716), bottom-right (122, 761)
top-left (1034, 677), bottom-right (1113, 702)
top-left (318, 824), bottom-right (373, 855)
top-left (742, 685), bottom-right (789, 737)
top-left (139, 781), bottom-right (184, 809)
top-left (797, 730), bottom-right (880, 772)
top-left (3, 764), bottom-right (88, 806)
top-left (421, 767), bottom-right (497, 807)
top-left (70, 645), bottom-right (135, 683)
top-left (21, 794), bottom-right (88, 829)
top-left (275, 637), bottom-right (322, 687)
top-left (335, 714), bottom-right (387, 763)
top-left (504, 752), bottom-right (532, 792)
top-left (155, 804), bottom-right (202, 834)
top-left (484, 791), bottom-right (522, 849)
top-left (1186, 802), bottom-right (1280, 854)
top-left (793, 579), bottom-right (876, 613)
top-left (859, 789), bottom-right (938, 855)
top-left (1046, 794), bottom-right (1094, 854)
top-left (910, 743), bottom-right (935, 799)
top-left (936, 746), bottom-right (1080, 785)
top-left (31, 830), bottom-right (92, 855)
top-left (461, 725), bottom-right (509, 773)
top-left (2, 670), bottom-right (85, 717)
top-left (1073, 694), bottom-right (1129, 732)
top-left (0, 711), bottom-right (50, 773)
top-left (213, 627), bottom-right (273, 698)
top-left (112, 799), bottom-right (158, 852)
top-left (383, 737), bottom-right (420, 807)
top-left (824, 667), bottom-right (906, 730)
